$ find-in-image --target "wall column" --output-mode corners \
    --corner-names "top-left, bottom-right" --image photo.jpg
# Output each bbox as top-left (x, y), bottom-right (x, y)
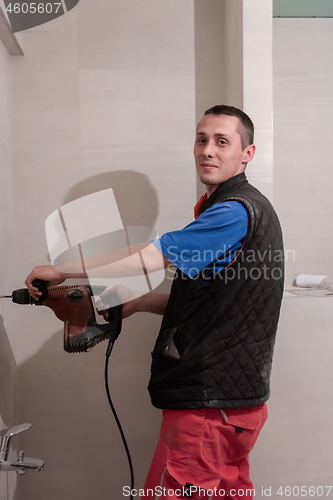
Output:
top-left (224, 0), bottom-right (273, 200)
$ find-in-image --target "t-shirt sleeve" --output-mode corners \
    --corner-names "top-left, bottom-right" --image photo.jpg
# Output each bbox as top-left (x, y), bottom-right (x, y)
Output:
top-left (152, 201), bottom-right (248, 278)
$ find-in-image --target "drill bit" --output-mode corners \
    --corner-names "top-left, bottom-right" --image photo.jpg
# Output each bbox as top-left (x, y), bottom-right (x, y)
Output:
top-left (0, 295), bottom-right (12, 298)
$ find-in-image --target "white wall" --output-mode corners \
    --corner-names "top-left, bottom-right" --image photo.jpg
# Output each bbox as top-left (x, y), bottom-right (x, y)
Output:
top-left (9, 2), bottom-right (196, 499)
top-left (243, 0), bottom-right (273, 200)
top-left (5, 4), bottom-right (332, 500)
top-left (7, 2), bottom-right (275, 497)
top-left (273, 19), bottom-right (333, 286)
top-left (195, 0), bottom-right (274, 202)
top-left (0, 37), bottom-right (18, 500)
top-left (194, 0), bottom-right (226, 199)
top-left (251, 296), bottom-right (333, 498)
top-left (248, 17), bottom-right (333, 498)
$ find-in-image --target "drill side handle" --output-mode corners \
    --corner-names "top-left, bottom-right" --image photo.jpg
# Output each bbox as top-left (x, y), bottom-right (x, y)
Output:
top-left (32, 279), bottom-right (48, 295)
top-left (31, 279), bottom-right (49, 304)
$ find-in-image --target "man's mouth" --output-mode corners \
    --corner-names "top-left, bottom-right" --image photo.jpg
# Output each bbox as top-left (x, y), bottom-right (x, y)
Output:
top-left (201, 162), bottom-right (217, 169)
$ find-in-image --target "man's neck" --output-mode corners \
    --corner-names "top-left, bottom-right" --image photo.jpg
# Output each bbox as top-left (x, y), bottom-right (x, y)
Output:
top-left (205, 171), bottom-right (246, 198)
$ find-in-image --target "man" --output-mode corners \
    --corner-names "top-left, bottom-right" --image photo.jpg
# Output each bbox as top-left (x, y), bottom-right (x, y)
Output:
top-left (26, 105), bottom-right (284, 499)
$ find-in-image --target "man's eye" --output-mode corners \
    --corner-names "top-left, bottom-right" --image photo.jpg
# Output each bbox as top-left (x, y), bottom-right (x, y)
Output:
top-left (218, 140), bottom-right (226, 145)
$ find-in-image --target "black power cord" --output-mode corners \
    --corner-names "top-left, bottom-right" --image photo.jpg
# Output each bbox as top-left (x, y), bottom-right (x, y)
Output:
top-left (105, 338), bottom-right (134, 500)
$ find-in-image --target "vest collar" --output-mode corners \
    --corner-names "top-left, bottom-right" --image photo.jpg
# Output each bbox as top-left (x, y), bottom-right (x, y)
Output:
top-left (199, 172), bottom-right (248, 216)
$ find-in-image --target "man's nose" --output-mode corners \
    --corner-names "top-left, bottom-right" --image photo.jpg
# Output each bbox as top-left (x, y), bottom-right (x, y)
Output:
top-left (202, 140), bottom-right (215, 157)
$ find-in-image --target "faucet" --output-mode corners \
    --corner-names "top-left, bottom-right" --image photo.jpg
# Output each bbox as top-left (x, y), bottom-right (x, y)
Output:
top-left (0, 424), bottom-right (44, 474)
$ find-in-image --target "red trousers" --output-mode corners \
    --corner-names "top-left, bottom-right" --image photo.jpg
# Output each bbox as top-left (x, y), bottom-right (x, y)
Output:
top-left (141, 404), bottom-right (267, 500)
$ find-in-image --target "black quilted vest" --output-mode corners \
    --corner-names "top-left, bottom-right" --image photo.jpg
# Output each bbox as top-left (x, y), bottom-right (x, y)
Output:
top-left (148, 173), bottom-right (284, 409)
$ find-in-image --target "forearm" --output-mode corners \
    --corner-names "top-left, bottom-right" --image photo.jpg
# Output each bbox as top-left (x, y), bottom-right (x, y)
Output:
top-left (132, 292), bottom-right (170, 316)
top-left (26, 243), bottom-right (173, 302)
top-left (56, 242), bottom-right (169, 280)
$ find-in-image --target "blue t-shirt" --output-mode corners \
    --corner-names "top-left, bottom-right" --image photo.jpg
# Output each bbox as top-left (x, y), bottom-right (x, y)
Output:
top-left (153, 201), bottom-right (248, 279)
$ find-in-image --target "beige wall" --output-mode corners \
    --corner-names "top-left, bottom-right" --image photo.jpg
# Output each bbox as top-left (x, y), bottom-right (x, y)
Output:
top-left (251, 296), bottom-right (333, 495)
top-left (0, 36), bottom-right (19, 500)
top-left (243, 0), bottom-right (273, 200)
top-left (9, 2), bottom-right (196, 499)
top-left (3, 1), bottom-right (273, 498)
top-left (194, 0), bottom-right (274, 201)
top-left (249, 17), bottom-right (333, 496)
top-left (3, 3), bottom-right (333, 500)
top-left (273, 19), bottom-right (333, 286)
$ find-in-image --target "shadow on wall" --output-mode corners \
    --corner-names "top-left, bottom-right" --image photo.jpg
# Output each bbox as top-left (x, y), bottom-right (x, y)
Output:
top-left (62, 170), bottom-right (159, 229)
top-left (13, 170), bottom-right (166, 500)
top-left (0, 315), bottom-right (18, 428)
top-left (40, 170), bottom-right (160, 265)
top-left (13, 303), bottom-right (163, 500)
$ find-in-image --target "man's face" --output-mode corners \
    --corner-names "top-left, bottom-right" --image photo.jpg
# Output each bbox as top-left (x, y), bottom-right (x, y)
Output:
top-left (194, 114), bottom-right (255, 197)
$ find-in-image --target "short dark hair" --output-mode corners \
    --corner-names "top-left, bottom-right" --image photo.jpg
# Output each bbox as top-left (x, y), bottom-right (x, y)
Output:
top-left (204, 105), bottom-right (254, 150)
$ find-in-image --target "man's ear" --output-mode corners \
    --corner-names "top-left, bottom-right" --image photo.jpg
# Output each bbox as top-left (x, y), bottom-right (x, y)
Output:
top-left (243, 144), bottom-right (256, 164)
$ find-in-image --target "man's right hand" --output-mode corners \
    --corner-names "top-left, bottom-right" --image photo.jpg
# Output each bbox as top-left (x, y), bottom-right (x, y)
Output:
top-left (97, 283), bottom-right (142, 321)
top-left (25, 265), bottom-right (65, 300)
top-left (97, 285), bottom-right (170, 321)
